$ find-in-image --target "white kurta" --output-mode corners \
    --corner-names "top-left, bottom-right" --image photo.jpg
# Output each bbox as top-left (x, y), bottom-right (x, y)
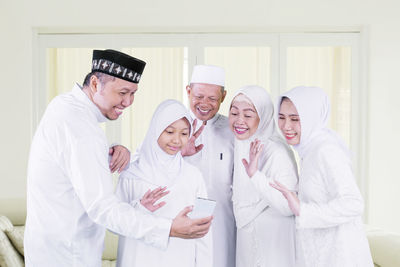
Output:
top-left (115, 163), bottom-right (212, 267)
top-left (295, 135), bottom-right (373, 267)
top-left (234, 138), bottom-right (298, 267)
top-left (185, 112), bottom-right (236, 267)
top-left (232, 85), bottom-right (298, 267)
top-left (279, 86), bottom-right (373, 267)
top-left (24, 84), bottom-right (172, 267)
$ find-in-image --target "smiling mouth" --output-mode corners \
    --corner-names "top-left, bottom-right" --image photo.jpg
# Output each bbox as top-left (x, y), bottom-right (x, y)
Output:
top-left (115, 107), bottom-right (124, 115)
top-left (167, 145), bottom-right (180, 151)
top-left (234, 126), bottom-right (248, 134)
top-left (284, 133), bottom-right (297, 140)
top-left (196, 107), bottom-right (211, 116)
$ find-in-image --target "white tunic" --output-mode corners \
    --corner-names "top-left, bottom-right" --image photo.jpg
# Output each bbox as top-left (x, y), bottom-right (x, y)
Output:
top-left (280, 86), bottom-right (373, 267)
top-left (185, 112), bottom-right (236, 267)
top-left (24, 84), bottom-right (171, 267)
top-left (232, 86), bottom-right (298, 267)
top-left (115, 99), bottom-right (212, 267)
top-left (295, 135), bottom-right (373, 267)
top-left (116, 165), bottom-right (212, 267)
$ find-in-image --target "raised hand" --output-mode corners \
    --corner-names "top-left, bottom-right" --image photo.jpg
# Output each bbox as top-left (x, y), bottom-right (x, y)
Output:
top-left (242, 138), bottom-right (264, 177)
top-left (270, 180), bottom-right (300, 216)
top-left (181, 119), bottom-right (206, 157)
top-left (170, 206), bottom-right (213, 239)
top-left (109, 145), bottom-right (130, 173)
top-left (140, 187), bottom-right (169, 212)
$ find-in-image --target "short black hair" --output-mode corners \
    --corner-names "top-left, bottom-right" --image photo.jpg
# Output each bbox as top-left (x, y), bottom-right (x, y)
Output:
top-left (82, 71), bottom-right (115, 87)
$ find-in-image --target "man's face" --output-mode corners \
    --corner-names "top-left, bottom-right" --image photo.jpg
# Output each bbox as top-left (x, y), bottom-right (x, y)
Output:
top-left (186, 83), bottom-right (226, 121)
top-left (91, 76), bottom-right (138, 120)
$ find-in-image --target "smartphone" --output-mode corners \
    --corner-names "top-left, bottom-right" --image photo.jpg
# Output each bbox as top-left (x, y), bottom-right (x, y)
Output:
top-left (189, 197), bottom-right (217, 219)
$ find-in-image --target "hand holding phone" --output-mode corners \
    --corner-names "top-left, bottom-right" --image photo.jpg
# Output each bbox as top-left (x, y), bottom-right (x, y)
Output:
top-left (189, 197), bottom-right (216, 219)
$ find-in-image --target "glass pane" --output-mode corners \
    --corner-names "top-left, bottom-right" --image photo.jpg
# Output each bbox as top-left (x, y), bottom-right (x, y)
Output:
top-left (205, 47), bottom-right (271, 116)
top-left (286, 47), bottom-right (351, 145)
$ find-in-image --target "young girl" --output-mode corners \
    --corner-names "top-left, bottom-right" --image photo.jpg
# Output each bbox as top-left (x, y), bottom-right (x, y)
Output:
top-left (271, 86), bottom-right (373, 267)
top-left (229, 85), bottom-right (298, 267)
top-left (115, 99), bottom-right (212, 267)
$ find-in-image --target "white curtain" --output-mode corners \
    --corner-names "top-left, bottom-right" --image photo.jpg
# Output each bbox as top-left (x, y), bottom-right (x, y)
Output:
top-left (205, 47), bottom-right (271, 117)
top-left (286, 46), bottom-right (351, 145)
top-left (46, 47), bottom-right (184, 152)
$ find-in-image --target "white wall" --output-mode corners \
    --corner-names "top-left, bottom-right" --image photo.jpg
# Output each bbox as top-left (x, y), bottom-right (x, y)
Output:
top-left (1, 0), bottom-right (399, 232)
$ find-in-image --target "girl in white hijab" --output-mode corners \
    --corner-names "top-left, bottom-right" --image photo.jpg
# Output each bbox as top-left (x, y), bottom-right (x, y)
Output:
top-left (229, 85), bottom-right (298, 267)
top-left (271, 86), bottom-right (373, 267)
top-left (115, 99), bottom-right (212, 267)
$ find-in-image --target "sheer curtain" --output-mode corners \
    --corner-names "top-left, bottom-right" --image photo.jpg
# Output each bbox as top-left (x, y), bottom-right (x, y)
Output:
top-left (46, 47), bottom-right (185, 151)
top-left (286, 46), bottom-right (352, 145)
top-left (204, 47), bottom-right (271, 116)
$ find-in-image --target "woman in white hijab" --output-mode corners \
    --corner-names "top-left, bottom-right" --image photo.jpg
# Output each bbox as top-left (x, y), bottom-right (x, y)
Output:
top-left (229, 85), bottom-right (298, 267)
top-left (271, 86), bottom-right (373, 267)
top-left (115, 99), bottom-right (212, 267)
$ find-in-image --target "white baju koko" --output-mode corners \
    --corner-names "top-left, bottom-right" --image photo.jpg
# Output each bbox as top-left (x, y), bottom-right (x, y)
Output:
top-left (279, 86), bottom-right (373, 267)
top-left (232, 85), bottom-right (298, 267)
top-left (185, 111), bottom-right (236, 267)
top-left (115, 99), bottom-right (212, 267)
top-left (24, 84), bottom-right (172, 267)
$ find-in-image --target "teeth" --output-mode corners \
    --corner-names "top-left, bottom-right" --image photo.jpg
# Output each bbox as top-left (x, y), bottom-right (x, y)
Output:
top-left (198, 108), bottom-right (209, 113)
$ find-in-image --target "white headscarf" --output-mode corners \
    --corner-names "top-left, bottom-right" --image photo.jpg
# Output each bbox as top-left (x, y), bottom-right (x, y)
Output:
top-left (231, 85), bottom-right (284, 227)
top-left (278, 86), bottom-right (349, 158)
top-left (120, 99), bottom-right (192, 187)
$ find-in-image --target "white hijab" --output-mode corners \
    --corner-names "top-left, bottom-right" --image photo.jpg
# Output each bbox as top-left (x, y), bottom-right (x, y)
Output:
top-left (231, 85), bottom-right (284, 227)
top-left (120, 99), bottom-right (192, 187)
top-left (278, 86), bottom-right (349, 158)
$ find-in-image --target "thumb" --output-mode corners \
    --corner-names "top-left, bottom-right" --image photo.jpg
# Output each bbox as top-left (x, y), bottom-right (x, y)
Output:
top-left (109, 147), bottom-right (114, 155)
top-left (196, 144), bottom-right (204, 152)
top-left (242, 158), bottom-right (249, 169)
top-left (178, 206), bottom-right (193, 217)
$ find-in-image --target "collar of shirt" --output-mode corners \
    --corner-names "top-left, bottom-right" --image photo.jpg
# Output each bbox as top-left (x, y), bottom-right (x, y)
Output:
top-left (189, 109), bottom-right (220, 132)
top-left (72, 83), bottom-right (107, 123)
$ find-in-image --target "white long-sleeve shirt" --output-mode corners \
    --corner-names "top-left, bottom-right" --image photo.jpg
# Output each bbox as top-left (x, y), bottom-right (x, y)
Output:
top-left (295, 136), bottom-right (373, 267)
top-left (115, 162), bottom-right (212, 267)
top-left (24, 84), bottom-right (172, 267)
top-left (185, 113), bottom-right (236, 267)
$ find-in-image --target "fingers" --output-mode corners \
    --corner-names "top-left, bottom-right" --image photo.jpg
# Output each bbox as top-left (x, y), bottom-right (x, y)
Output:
top-left (195, 144), bottom-right (204, 153)
top-left (192, 119), bottom-right (197, 131)
top-left (192, 215), bottom-right (213, 225)
top-left (178, 206), bottom-right (193, 217)
top-left (110, 149), bottom-right (121, 171)
top-left (242, 158), bottom-right (249, 169)
top-left (192, 123), bottom-right (205, 139)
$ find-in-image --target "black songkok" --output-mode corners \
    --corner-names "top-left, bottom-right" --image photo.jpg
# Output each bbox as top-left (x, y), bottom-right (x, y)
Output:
top-left (92, 49), bottom-right (146, 83)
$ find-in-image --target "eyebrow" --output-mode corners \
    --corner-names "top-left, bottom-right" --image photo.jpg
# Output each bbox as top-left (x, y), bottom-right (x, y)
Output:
top-left (166, 126), bottom-right (189, 130)
top-left (279, 113), bottom-right (299, 117)
top-left (231, 105), bottom-right (256, 113)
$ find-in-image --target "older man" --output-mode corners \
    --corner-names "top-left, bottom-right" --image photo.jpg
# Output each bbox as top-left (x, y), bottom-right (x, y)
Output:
top-left (183, 65), bottom-right (236, 267)
top-left (24, 50), bottom-right (212, 267)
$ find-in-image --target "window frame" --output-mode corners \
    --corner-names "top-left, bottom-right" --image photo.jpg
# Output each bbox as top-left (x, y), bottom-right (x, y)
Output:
top-left (33, 30), bottom-right (368, 219)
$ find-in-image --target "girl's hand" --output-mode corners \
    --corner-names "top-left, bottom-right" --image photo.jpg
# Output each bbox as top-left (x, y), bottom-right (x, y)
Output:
top-left (242, 139), bottom-right (264, 177)
top-left (140, 187), bottom-right (169, 212)
top-left (270, 180), bottom-right (300, 216)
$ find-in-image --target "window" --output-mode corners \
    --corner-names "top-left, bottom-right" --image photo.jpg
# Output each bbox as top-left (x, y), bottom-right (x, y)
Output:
top-left (35, 31), bottom-right (366, 200)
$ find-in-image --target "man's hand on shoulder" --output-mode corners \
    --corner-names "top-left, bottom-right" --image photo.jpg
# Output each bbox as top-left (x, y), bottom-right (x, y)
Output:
top-left (109, 145), bottom-right (130, 173)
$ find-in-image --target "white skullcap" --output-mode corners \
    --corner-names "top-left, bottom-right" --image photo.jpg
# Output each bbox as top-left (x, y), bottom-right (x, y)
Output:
top-left (190, 65), bottom-right (225, 87)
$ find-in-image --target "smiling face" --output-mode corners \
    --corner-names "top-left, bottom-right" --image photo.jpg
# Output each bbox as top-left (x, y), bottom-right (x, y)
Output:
top-left (229, 97), bottom-right (260, 140)
top-left (278, 98), bottom-right (301, 145)
top-left (157, 118), bottom-right (190, 155)
top-left (186, 83), bottom-right (226, 121)
top-left (90, 74), bottom-right (138, 120)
